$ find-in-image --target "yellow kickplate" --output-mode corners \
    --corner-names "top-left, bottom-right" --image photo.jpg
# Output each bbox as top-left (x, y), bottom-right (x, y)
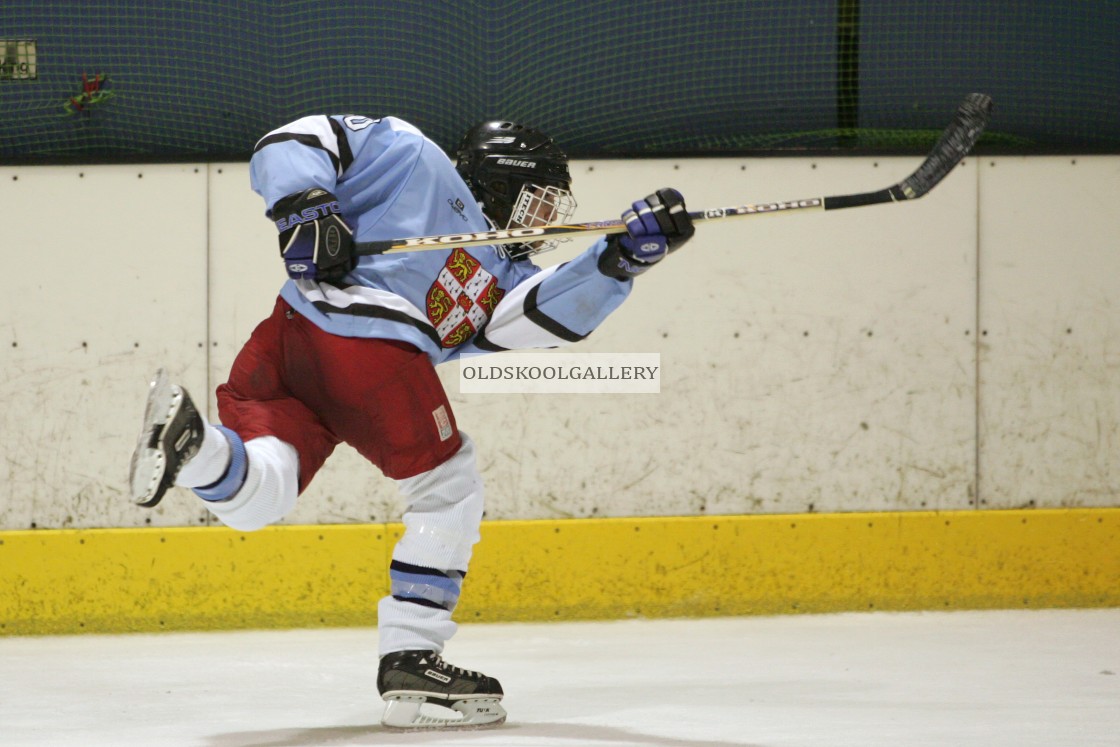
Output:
top-left (0, 525), bottom-right (388, 635)
top-left (459, 509), bottom-right (1119, 620)
top-left (1, 509), bottom-right (1116, 635)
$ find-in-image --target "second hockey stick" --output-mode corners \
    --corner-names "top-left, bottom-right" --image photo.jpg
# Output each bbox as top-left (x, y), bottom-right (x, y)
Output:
top-left (355, 93), bottom-right (992, 256)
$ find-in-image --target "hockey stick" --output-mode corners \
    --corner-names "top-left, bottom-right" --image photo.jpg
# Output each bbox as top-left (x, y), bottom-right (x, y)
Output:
top-left (355, 93), bottom-right (992, 256)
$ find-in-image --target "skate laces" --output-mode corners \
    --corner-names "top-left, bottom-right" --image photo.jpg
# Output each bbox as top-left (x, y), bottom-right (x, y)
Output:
top-left (430, 654), bottom-right (480, 680)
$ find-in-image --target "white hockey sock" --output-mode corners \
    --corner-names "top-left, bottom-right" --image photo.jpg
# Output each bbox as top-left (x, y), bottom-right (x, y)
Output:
top-left (377, 596), bottom-right (457, 655)
top-left (393, 433), bottom-right (484, 570)
top-left (175, 422), bottom-right (231, 488)
top-left (379, 433), bottom-right (484, 654)
top-left (201, 436), bottom-right (299, 532)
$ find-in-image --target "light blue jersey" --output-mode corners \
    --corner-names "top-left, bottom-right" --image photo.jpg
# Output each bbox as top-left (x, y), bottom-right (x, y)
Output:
top-left (250, 115), bottom-right (631, 364)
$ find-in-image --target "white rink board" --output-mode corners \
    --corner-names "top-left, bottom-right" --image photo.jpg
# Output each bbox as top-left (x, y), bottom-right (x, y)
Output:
top-left (0, 165), bottom-right (211, 530)
top-left (1, 156), bottom-right (1118, 529)
top-left (977, 157), bottom-right (1120, 508)
top-left (463, 156), bottom-right (979, 519)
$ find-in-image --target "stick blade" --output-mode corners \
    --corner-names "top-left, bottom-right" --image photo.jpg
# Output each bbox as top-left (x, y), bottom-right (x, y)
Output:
top-left (897, 93), bottom-right (993, 200)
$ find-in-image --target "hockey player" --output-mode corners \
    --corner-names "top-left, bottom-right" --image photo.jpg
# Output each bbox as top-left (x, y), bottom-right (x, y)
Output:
top-left (128, 115), bottom-right (694, 730)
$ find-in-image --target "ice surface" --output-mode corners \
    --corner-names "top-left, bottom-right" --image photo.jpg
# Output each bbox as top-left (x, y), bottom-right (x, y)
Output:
top-left (1, 609), bottom-right (1117, 746)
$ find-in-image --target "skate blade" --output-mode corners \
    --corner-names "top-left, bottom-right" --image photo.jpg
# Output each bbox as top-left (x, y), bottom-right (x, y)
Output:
top-left (381, 695), bottom-right (506, 731)
top-left (128, 369), bottom-right (181, 506)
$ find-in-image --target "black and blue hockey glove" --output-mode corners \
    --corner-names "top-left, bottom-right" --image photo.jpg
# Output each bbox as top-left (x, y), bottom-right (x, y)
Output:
top-left (270, 187), bottom-right (355, 282)
top-left (599, 188), bottom-right (695, 280)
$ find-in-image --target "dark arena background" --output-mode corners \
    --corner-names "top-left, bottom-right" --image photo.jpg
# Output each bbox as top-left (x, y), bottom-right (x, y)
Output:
top-left (1, 0), bottom-right (1118, 162)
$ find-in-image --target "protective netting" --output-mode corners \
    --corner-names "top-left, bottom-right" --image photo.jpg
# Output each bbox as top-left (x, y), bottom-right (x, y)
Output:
top-left (1, 1), bottom-right (1117, 162)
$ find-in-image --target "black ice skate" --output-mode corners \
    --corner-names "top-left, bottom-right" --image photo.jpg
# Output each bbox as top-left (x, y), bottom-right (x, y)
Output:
top-left (128, 368), bottom-right (205, 507)
top-left (377, 650), bottom-right (506, 730)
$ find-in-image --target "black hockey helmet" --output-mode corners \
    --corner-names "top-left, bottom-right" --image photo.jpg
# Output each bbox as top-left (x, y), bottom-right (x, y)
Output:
top-left (455, 121), bottom-right (576, 257)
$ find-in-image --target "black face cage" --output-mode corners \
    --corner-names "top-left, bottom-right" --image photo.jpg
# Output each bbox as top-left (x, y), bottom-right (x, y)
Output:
top-left (508, 182), bottom-right (576, 226)
top-left (477, 170), bottom-right (576, 257)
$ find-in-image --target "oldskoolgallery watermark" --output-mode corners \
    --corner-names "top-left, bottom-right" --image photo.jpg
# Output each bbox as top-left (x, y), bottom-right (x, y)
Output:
top-left (459, 352), bottom-right (660, 394)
